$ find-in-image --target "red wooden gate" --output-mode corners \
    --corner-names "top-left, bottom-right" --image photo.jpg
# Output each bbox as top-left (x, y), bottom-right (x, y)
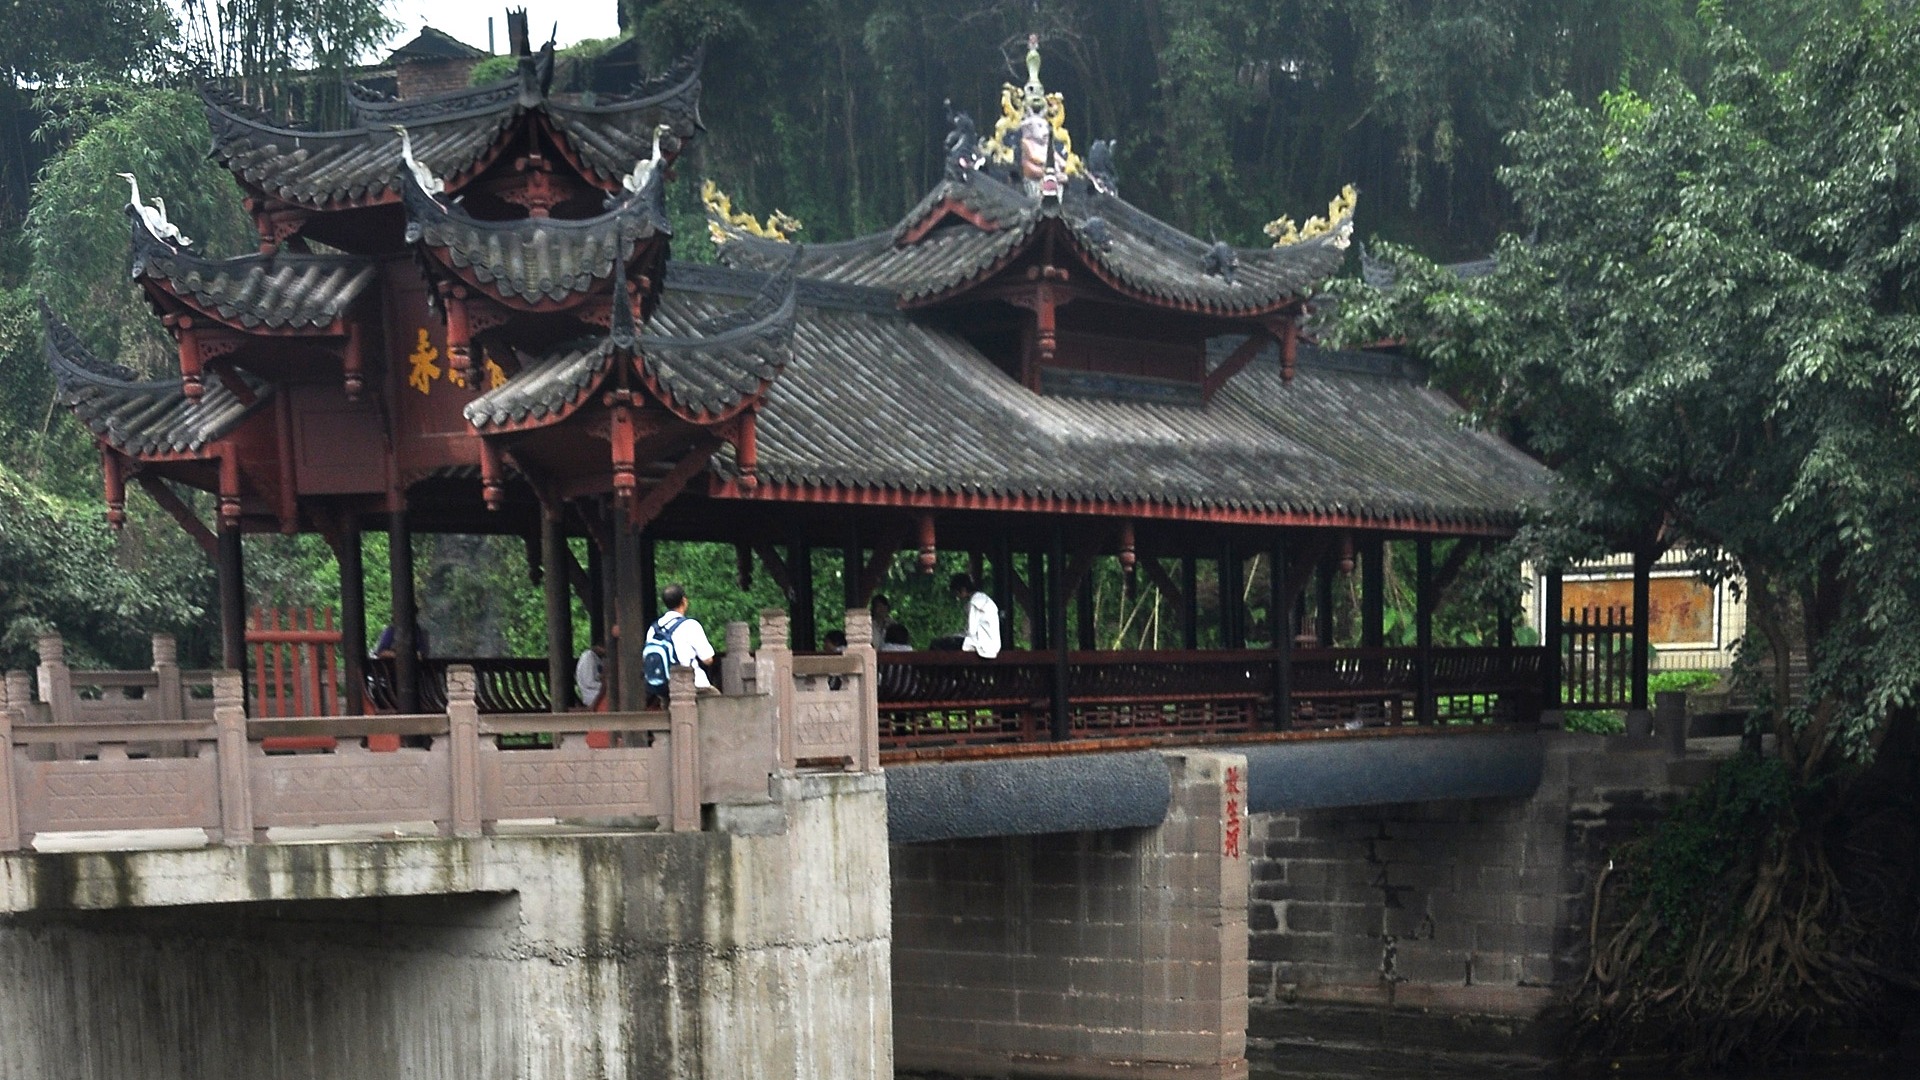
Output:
top-left (247, 607), bottom-right (343, 718)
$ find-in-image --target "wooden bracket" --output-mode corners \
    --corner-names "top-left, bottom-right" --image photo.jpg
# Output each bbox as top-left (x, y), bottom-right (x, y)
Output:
top-left (754, 542), bottom-right (795, 599)
top-left (1202, 329), bottom-right (1272, 402)
top-left (143, 479), bottom-right (216, 556)
top-left (1138, 553), bottom-right (1186, 613)
top-left (1422, 538), bottom-right (1481, 611)
top-left (626, 440), bottom-right (719, 531)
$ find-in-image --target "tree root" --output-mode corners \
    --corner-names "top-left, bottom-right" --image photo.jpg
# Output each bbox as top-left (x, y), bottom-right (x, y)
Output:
top-left (1571, 810), bottom-right (1888, 1067)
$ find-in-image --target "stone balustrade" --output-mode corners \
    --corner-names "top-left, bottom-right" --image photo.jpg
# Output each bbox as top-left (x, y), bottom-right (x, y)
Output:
top-left (0, 610), bottom-right (880, 853)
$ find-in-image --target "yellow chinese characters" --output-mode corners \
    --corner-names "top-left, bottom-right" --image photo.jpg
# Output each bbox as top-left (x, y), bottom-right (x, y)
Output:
top-left (406, 328), bottom-right (441, 394)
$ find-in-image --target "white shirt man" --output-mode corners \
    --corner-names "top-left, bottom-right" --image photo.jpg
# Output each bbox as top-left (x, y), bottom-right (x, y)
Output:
top-left (653, 584), bottom-right (717, 690)
top-left (952, 574), bottom-right (1001, 659)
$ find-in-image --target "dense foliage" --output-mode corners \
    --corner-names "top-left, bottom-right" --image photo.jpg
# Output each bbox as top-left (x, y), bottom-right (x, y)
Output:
top-left (1333, 4), bottom-right (1920, 1061)
top-left (626, 0), bottom-right (1858, 253)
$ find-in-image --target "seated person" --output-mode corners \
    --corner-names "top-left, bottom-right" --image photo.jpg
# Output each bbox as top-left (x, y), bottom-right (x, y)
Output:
top-left (870, 593), bottom-right (903, 643)
top-left (880, 623), bottom-right (913, 652)
top-left (822, 629), bottom-right (848, 654)
top-left (372, 622), bottom-right (429, 660)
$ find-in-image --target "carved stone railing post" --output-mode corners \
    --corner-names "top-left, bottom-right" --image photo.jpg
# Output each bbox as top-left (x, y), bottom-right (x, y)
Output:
top-left (757, 609), bottom-right (796, 769)
top-left (0, 672), bottom-right (20, 851)
top-left (36, 632), bottom-right (74, 726)
top-left (151, 634), bottom-right (183, 723)
top-left (844, 610), bottom-right (880, 772)
top-left (668, 666), bottom-right (700, 832)
top-left (720, 621), bottom-right (751, 696)
top-left (447, 665), bottom-right (482, 838)
top-left (212, 670), bottom-right (253, 846)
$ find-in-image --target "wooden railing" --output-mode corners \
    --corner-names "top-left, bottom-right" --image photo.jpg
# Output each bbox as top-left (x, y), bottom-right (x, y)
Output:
top-left (878, 646), bottom-right (1546, 749)
top-left (365, 657), bottom-right (552, 714)
top-left (248, 607), bottom-right (342, 718)
top-left (1562, 605), bottom-right (1634, 710)
top-left (0, 614), bottom-right (881, 853)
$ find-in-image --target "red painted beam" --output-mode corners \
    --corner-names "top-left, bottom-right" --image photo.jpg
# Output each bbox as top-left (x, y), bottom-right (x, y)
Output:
top-left (707, 477), bottom-right (1517, 538)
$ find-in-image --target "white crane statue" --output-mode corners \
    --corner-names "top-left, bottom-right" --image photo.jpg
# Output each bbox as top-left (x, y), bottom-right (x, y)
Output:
top-left (390, 125), bottom-right (445, 196)
top-left (619, 124), bottom-right (674, 198)
top-left (117, 172), bottom-right (192, 248)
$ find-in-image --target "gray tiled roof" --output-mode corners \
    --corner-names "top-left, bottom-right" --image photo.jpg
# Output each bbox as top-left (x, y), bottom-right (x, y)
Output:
top-left (204, 54), bottom-right (701, 207)
top-left (129, 209), bottom-right (375, 330)
top-left (42, 304), bottom-right (267, 457)
top-left (667, 265), bottom-right (1546, 529)
top-left (718, 171), bottom-right (1351, 315)
top-left (463, 256), bottom-right (795, 430)
top-left (402, 170), bottom-right (669, 304)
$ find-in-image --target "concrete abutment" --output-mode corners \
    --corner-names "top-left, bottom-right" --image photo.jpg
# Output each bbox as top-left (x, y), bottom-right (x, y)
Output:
top-left (0, 771), bottom-right (891, 1080)
top-left (892, 750), bottom-right (1252, 1080)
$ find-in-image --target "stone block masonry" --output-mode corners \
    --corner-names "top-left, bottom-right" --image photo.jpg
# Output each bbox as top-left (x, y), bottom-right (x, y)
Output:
top-left (0, 771), bottom-right (890, 1080)
top-left (892, 750), bottom-right (1251, 1080)
top-left (1244, 732), bottom-right (1687, 1066)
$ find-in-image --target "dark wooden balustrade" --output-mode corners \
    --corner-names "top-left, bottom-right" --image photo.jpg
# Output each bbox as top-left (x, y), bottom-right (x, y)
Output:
top-left (878, 646), bottom-right (1546, 749)
top-left (366, 658), bottom-right (553, 714)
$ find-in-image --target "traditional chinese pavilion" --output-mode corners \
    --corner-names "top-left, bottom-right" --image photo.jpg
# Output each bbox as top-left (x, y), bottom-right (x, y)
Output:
top-left (45, 26), bottom-right (1556, 750)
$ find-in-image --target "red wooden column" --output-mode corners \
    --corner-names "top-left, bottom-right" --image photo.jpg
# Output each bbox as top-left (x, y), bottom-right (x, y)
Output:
top-left (1415, 538), bottom-right (1435, 724)
top-left (1048, 522), bottom-right (1071, 741)
top-left (543, 509), bottom-right (573, 713)
top-left (1361, 538), bottom-right (1386, 651)
top-left (1180, 555), bottom-right (1198, 649)
top-left (217, 525), bottom-right (246, 673)
top-left (614, 507), bottom-right (645, 711)
top-left (389, 506), bottom-right (419, 713)
top-left (338, 519), bottom-right (367, 715)
top-left (1270, 534), bottom-right (1293, 730)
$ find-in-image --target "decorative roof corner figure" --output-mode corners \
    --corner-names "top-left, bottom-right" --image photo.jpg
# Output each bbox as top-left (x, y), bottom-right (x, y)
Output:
top-left (612, 123), bottom-right (674, 209)
top-left (1265, 184), bottom-right (1358, 250)
top-left (1086, 139), bottom-right (1118, 197)
top-left (702, 180), bottom-right (802, 246)
top-left (942, 100), bottom-right (983, 181)
top-left (118, 173), bottom-right (192, 249)
top-left (390, 125), bottom-right (445, 198)
top-left (1202, 240), bottom-right (1239, 284)
top-left (1080, 215), bottom-right (1114, 252)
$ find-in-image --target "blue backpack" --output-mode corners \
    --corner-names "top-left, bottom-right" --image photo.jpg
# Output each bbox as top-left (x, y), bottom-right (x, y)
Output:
top-left (642, 615), bottom-right (687, 697)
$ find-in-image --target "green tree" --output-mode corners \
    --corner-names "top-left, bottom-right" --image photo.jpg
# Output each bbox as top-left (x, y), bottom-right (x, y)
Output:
top-left (1331, 6), bottom-right (1920, 1060)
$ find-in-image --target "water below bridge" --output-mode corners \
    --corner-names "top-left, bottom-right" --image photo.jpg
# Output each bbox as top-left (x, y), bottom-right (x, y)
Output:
top-left (1244, 1056), bottom-right (1908, 1079)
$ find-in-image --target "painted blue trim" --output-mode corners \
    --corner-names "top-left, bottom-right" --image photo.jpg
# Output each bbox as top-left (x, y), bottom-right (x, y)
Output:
top-left (886, 752), bottom-right (1173, 844)
top-left (1240, 731), bottom-right (1544, 814)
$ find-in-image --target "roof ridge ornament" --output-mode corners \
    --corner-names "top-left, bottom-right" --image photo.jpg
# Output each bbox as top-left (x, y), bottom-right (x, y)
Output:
top-left (1264, 185), bottom-right (1358, 250)
top-left (983, 34), bottom-right (1081, 199)
top-left (117, 173), bottom-right (192, 249)
top-left (702, 180), bottom-right (803, 245)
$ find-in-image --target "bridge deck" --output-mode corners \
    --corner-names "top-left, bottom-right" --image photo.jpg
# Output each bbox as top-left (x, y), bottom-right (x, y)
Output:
top-left (3, 623), bottom-right (1543, 855)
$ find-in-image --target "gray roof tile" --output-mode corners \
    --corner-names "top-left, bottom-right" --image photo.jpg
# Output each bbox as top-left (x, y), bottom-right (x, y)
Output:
top-left (42, 304), bottom-right (267, 457)
top-left (719, 171), bottom-right (1351, 315)
top-left (464, 256), bottom-right (795, 430)
top-left (204, 54), bottom-right (701, 208)
top-left (667, 265), bottom-right (1545, 529)
top-left (402, 170), bottom-right (669, 304)
top-left (129, 209), bottom-right (375, 330)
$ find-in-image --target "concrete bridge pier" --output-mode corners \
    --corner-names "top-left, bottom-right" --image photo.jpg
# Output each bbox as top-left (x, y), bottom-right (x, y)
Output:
top-left (891, 751), bottom-right (1251, 1079)
top-left (0, 770), bottom-right (891, 1080)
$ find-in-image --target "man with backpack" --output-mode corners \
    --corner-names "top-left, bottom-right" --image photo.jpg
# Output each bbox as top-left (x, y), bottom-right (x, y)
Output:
top-left (642, 583), bottom-right (717, 701)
